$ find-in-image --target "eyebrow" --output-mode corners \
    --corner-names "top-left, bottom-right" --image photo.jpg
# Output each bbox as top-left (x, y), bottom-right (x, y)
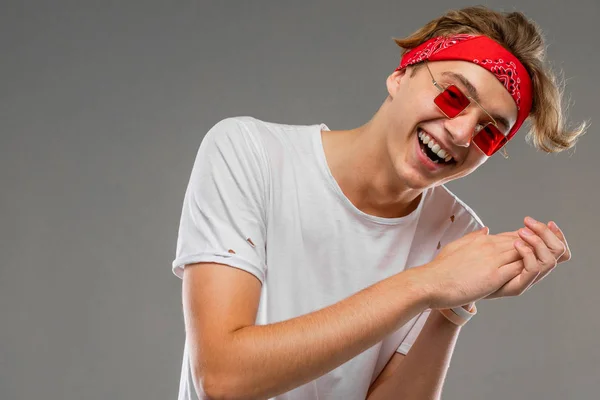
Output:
top-left (441, 71), bottom-right (511, 132)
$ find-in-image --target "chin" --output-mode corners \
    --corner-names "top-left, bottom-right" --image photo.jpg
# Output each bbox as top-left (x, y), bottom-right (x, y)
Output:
top-left (395, 168), bottom-right (437, 191)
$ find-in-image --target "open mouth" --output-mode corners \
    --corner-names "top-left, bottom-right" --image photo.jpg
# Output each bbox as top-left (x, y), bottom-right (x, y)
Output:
top-left (417, 129), bottom-right (456, 165)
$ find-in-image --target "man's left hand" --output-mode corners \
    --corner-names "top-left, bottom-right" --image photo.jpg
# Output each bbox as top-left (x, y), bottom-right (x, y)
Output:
top-left (484, 217), bottom-right (571, 300)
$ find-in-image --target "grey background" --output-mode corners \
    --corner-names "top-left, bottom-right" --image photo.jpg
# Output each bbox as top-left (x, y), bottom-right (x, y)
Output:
top-left (1, 1), bottom-right (598, 399)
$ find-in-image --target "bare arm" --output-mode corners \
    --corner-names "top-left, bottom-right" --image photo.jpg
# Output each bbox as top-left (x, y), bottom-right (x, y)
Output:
top-left (182, 262), bottom-right (430, 400)
top-left (184, 229), bottom-right (525, 399)
top-left (366, 310), bottom-right (462, 400)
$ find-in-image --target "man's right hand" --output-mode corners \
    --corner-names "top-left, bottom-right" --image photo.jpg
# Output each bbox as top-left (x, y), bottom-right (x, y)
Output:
top-left (413, 227), bottom-right (525, 310)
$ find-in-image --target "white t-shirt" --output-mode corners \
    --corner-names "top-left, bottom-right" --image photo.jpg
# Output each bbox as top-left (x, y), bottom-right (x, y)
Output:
top-left (172, 116), bottom-right (484, 400)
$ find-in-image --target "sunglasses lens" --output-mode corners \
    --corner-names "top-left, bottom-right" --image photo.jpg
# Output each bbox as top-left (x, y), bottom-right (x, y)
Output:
top-left (473, 124), bottom-right (507, 156)
top-left (434, 85), bottom-right (470, 118)
top-left (432, 81), bottom-right (507, 156)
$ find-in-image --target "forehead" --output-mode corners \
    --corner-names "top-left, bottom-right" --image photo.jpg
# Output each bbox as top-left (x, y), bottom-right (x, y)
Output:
top-left (429, 60), bottom-right (518, 130)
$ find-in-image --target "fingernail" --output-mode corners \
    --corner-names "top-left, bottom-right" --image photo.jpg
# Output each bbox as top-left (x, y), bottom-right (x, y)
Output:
top-left (549, 221), bottom-right (559, 230)
top-left (525, 216), bottom-right (537, 224)
top-left (521, 228), bottom-right (534, 236)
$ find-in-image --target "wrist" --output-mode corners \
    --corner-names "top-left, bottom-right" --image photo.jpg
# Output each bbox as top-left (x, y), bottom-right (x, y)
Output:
top-left (402, 267), bottom-right (436, 310)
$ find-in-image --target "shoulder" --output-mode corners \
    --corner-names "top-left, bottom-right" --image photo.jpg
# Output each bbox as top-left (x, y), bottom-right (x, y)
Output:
top-left (205, 116), bottom-right (308, 138)
top-left (204, 116), bottom-right (325, 165)
top-left (203, 116), bottom-right (264, 146)
top-left (198, 116), bottom-right (275, 162)
top-left (204, 116), bottom-right (310, 149)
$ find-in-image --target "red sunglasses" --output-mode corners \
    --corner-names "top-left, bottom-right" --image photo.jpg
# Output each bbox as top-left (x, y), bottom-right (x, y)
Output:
top-left (424, 61), bottom-right (509, 158)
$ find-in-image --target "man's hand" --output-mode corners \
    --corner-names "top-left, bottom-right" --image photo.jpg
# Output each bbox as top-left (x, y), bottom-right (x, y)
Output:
top-left (416, 227), bottom-right (528, 310)
top-left (485, 216), bottom-right (571, 299)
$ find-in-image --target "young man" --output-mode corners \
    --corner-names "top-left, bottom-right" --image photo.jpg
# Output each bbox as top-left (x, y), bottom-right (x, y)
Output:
top-left (172, 6), bottom-right (585, 400)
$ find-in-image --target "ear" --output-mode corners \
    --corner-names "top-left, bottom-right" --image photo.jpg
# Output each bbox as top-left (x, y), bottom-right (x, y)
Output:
top-left (386, 67), bottom-right (408, 99)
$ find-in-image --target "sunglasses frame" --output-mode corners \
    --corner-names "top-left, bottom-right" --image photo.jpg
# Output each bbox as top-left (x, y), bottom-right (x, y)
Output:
top-left (423, 61), bottom-right (509, 159)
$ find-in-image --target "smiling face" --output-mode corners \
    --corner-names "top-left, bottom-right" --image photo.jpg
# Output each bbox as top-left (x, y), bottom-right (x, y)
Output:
top-left (383, 60), bottom-right (518, 190)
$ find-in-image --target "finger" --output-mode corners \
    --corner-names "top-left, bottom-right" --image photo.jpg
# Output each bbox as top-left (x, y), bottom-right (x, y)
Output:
top-left (482, 258), bottom-right (523, 300)
top-left (496, 256), bottom-right (524, 283)
top-left (496, 231), bottom-right (535, 251)
top-left (493, 234), bottom-right (532, 254)
top-left (548, 221), bottom-right (571, 262)
top-left (495, 240), bottom-right (541, 297)
top-left (497, 230), bottom-right (534, 250)
top-left (515, 239), bottom-right (543, 291)
top-left (524, 217), bottom-right (566, 260)
top-left (495, 244), bottom-right (523, 267)
top-left (528, 224), bottom-right (567, 284)
top-left (518, 227), bottom-right (557, 272)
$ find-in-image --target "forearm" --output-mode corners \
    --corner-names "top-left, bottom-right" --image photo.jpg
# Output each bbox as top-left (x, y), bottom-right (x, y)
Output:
top-left (202, 269), bottom-right (430, 400)
top-left (366, 310), bottom-right (462, 400)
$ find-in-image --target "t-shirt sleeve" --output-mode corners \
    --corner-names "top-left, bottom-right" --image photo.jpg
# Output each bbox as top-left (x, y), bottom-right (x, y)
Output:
top-left (396, 309), bottom-right (431, 355)
top-left (395, 208), bottom-right (484, 354)
top-left (172, 117), bottom-right (269, 283)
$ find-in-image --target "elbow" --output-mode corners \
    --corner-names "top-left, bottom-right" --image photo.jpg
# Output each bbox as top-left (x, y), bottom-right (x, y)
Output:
top-left (190, 342), bottom-right (263, 400)
top-left (201, 374), bottom-right (235, 400)
top-left (189, 350), bottom-right (234, 399)
top-left (195, 368), bottom-right (254, 400)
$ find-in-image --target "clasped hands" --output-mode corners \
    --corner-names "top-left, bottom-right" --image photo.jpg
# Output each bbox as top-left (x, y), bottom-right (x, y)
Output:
top-left (484, 216), bottom-right (570, 299)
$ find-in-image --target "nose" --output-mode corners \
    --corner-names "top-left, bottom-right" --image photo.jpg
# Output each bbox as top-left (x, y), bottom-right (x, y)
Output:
top-left (443, 111), bottom-right (479, 148)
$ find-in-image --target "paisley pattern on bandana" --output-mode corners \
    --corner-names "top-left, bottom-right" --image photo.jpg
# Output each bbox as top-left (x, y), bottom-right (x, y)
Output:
top-left (397, 34), bottom-right (533, 140)
top-left (400, 36), bottom-right (526, 114)
top-left (474, 58), bottom-right (522, 110)
top-left (402, 34), bottom-right (475, 66)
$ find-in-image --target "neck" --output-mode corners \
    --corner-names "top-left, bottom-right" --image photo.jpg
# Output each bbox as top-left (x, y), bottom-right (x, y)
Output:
top-left (321, 103), bottom-right (423, 219)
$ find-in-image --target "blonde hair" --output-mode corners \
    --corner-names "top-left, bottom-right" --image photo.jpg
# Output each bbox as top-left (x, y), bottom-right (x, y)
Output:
top-left (394, 6), bottom-right (587, 153)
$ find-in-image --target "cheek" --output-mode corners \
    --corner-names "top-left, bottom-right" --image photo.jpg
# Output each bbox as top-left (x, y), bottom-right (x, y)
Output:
top-left (410, 91), bottom-right (438, 116)
top-left (396, 82), bottom-right (438, 116)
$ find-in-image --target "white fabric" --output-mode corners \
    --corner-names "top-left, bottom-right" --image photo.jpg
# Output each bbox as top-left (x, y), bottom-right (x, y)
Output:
top-left (172, 116), bottom-right (484, 400)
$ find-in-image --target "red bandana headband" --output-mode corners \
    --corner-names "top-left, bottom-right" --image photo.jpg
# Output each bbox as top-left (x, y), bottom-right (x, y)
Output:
top-left (397, 34), bottom-right (533, 141)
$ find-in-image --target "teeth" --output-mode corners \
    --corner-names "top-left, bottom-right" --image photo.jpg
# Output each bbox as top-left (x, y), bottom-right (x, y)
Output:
top-left (418, 130), bottom-right (454, 163)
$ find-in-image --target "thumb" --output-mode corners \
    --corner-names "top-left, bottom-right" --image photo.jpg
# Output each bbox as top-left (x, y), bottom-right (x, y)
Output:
top-left (475, 226), bottom-right (489, 235)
